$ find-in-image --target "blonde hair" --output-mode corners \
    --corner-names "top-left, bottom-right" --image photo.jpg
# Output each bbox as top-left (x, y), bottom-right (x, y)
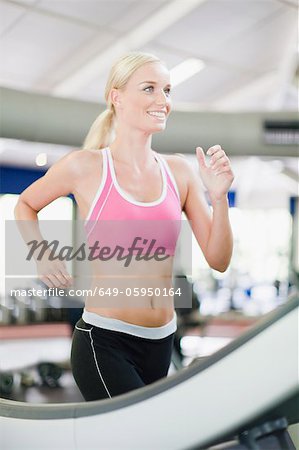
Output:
top-left (83, 51), bottom-right (164, 150)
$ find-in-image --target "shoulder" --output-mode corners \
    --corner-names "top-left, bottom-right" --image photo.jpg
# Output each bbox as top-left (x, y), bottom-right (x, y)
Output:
top-left (159, 153), bottom-right (196, 183)
top-left (44, 148), bottom-right (105, 195)
top-left (56, 148), bottom-right (104, 178)
top-left (160, 152), bottom-right (192, 167)
top-left (63, 148), bottom-right (104, 168)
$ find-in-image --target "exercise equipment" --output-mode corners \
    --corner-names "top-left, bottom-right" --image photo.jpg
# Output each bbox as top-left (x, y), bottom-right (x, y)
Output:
top-left (0, 362), bottom-right (64, 397)
top-left (0, 373), bottom-right (14, 396)
top-left (37, 362), bottom-right (63, 389)
top-left (0, 296), bottom-right (298, 450)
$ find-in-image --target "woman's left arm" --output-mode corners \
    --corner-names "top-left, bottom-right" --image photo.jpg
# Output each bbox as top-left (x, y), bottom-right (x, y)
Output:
top-left (181, 145), bottom-right (235, 272)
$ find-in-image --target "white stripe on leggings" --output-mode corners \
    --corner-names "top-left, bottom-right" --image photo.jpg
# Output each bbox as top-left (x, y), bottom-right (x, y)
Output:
top-left (75, 325), bottom-right (91, 332)
top-left (75, 325), bottom-right (112, 398)
top-left (88, 328), bottom-right (112, 398)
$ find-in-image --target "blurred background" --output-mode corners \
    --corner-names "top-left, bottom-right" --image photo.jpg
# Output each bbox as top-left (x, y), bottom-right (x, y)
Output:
top-left (0, 0), bottom-right (298, 413)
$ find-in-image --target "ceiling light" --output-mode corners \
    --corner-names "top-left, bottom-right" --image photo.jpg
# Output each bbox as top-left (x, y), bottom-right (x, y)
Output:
top-left (52, 0), bottom-right (208, 96)
top-left (170, 58), bottom-right (205, 87)
top-left (36, 153), bottom-right (47, 166)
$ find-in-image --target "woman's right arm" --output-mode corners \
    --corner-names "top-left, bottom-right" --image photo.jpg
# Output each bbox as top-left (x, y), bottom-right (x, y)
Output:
top-left (14, 150), bottom-right (84, 288)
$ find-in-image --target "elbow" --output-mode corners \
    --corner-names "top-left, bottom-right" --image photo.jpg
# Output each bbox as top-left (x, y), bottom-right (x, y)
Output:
top-left (207, 256), bottom-right (231, 273)
top-left (14, 201), bottom-right (20, 220)
top-left (211, 263), bottom-right (229, 273)
top-left (14, 198), bottom-right (25, 219)
top-left (206, 245), bottom-right (233, 273)
top-left (14, 198), bottom-right (30, 220)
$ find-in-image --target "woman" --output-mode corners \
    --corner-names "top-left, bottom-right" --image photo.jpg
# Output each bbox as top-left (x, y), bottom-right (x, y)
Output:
top-left (14, 52), bottom-right (234, 401)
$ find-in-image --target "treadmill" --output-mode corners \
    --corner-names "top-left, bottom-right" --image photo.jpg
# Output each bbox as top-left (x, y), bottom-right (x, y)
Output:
top-left (0, 296), bottom-right (298, 450)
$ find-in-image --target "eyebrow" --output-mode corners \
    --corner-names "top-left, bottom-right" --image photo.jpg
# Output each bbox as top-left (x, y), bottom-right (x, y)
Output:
top-left (139, 81), bottom-right (171, 88)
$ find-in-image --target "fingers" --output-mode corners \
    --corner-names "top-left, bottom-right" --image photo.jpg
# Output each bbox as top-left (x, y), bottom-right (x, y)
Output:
top-left (40, 275), bottom-right (64, 289)
top-left (207, 144), bottom-right (222, 156)
top-left (51, 272), bottom-right (70, 288)
top-left (214, 166), bottom-right (232, 176)
top-left (207, 145), bottom-right (231, 172)
top-left (196, 147), bottom-right (207, 169)
top-left (58, 267), bottom-right (73, 287)
top-left (211, 155), bottom-right (229, 171)
top-left (40, 273), bottom-right (72, 289)
top-left (40, 275), bottom-right (55, 289)
top-left (39, 262), bottom-right (73, 289)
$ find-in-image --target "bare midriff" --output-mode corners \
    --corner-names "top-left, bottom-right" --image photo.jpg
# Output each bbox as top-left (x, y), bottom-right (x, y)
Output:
top-left (84, 256), bottom-right (175, 327)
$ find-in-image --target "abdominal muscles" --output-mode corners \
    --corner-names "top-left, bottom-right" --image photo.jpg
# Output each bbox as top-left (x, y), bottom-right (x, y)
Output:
top-left (84, 256), bottom-right (175, 327)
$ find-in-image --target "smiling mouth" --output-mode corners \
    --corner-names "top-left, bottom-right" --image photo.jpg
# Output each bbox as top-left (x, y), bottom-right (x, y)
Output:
top-left (147, 111), bottom-right (167, 120)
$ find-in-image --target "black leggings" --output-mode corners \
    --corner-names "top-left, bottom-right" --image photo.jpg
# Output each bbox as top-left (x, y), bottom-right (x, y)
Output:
top-left (71, 318), bottom-right (175, 401)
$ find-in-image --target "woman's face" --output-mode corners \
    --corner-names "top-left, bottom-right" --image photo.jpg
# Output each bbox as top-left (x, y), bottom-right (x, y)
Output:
top-left (112, 62), bottom-right (172, 134)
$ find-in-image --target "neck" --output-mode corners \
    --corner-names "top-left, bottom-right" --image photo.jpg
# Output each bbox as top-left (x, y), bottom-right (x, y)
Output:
top-left (109, 127), bottom-right (154, 169)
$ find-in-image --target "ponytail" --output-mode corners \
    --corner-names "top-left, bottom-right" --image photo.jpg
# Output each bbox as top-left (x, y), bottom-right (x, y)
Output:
top-left (83, 108), bottom-right (115, 150)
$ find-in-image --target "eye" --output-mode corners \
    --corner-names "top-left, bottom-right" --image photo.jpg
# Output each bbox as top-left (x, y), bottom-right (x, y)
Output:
top-left (143, 86), bottom-right (171, 96)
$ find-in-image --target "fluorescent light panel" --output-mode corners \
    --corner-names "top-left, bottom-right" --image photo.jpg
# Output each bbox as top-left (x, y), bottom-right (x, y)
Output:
top-left (52, 0), bottom-right (208, 96)
top-left (170, 58), bottom-right (205, 87)
top-left (0, 138), bottom-right (74, 168)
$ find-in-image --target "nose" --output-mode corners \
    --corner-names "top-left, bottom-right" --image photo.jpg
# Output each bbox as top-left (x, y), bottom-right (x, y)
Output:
top-left (155, 89), bottom-right (170, 108)
top-left (155, 89), bottom-right (168, 106)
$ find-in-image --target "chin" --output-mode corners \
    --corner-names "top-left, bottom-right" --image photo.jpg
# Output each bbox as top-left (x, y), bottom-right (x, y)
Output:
top-left (148, 124), bottom-right (167, 134)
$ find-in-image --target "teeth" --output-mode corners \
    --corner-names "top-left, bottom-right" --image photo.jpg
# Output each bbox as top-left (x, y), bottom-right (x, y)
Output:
top-left (147, 111), bottom-right (165, 118)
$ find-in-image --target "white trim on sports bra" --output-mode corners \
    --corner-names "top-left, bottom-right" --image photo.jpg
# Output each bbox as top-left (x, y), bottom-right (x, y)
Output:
top-left (155, 153), bottom-right (181, 206)
top-left (106, 147), bottom-right (167, 207)
top-left (84, 149), bottom-right (108, 224)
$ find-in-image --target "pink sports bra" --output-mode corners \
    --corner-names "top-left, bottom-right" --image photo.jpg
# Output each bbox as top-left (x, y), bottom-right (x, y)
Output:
top-left (84, 147), bottom-right (182, 257)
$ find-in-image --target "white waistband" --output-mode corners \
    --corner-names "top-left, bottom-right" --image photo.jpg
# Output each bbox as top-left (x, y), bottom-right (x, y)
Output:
top-left (82, 309), bottom-right (177, 339)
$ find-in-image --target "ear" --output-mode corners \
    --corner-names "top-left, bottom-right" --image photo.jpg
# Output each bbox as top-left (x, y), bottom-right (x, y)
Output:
top-left (110, 88), bottom-right (122, 109)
